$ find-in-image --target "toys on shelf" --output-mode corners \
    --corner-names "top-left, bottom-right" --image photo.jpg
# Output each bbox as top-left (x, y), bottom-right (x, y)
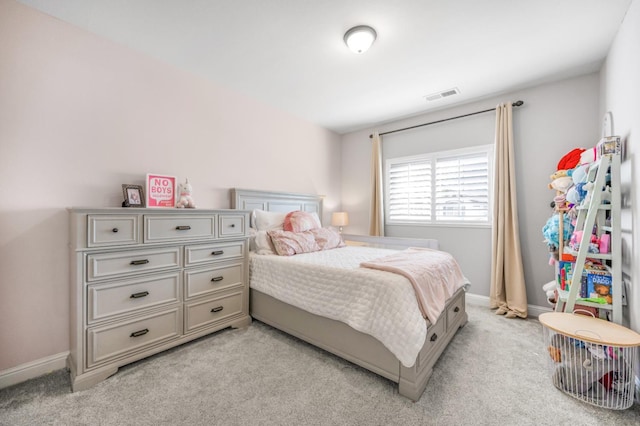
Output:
top-left (541, 135), bottom-right (621, 324)
top-left (568, 230), bottom-right (611, 254)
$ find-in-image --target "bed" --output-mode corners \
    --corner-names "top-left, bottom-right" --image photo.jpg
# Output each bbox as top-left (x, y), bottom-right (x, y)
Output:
top-left (230, 188), bottom-right (469, 401)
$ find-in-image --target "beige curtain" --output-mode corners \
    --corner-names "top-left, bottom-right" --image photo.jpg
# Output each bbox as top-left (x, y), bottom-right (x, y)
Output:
top-left (369, 132), bottom-right (385, 236)
top-left (490, 103), bottom-right (528, 318)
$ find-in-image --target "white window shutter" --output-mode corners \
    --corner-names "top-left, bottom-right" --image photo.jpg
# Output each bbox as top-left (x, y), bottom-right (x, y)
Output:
top-left (387, 161), bottom-right (432, 221)
top-left (385, 145), bottom-right (492, 225)
top-left (435, 153), bottom-right (489, 221)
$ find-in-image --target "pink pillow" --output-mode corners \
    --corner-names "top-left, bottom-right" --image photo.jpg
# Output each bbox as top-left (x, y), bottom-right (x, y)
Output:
top-left (267, 230), bottom-right (320, 256)
top-left (310, 227), bottom-right (345, 251)
top-left (283, 211), bottom-right (322, 232)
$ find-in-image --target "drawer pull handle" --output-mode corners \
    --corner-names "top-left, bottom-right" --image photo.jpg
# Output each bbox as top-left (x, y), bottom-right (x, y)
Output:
top-left (176, 225), bottom-right (191, 230)
top-left (211, 250), bottom-right (224, 256)
top-left (230, 224), bottom-right (236, 228)
top-left (112, 228), bottom-right (119, 233)
top-left (130, 259), bottom-right (150, 265)
top-left (430, 333), bottom-right (438, 342)
top-left (130, 291), bottom-right (149, 299)
top-left (130, 328), bottom-right (149, 338)
top-left (454, 306), bottom-right (460, 313)
top-left (211, 306), bottom-right (224, 313)
top-left (211, 276), bottom-right (224, 282)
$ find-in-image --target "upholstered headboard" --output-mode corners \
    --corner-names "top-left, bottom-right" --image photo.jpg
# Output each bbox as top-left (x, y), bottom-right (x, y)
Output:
top-left (230, 188), bottom-right (323, 217)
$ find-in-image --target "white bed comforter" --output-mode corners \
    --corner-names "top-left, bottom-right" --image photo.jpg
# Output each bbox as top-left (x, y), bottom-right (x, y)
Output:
top-left (250, 246), bottom-right (451, 367)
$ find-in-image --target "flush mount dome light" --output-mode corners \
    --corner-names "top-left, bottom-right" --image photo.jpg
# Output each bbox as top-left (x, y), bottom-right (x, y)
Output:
top-left (344, 25), bottom-right (377, 54)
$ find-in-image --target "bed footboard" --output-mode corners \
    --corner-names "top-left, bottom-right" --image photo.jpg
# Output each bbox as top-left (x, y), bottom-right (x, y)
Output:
top-left (250, 287), bottom-right (467, 401)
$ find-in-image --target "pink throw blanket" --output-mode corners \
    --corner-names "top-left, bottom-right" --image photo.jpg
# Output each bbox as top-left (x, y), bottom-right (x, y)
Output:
top-left (360, 247), bottom-right (467, 323)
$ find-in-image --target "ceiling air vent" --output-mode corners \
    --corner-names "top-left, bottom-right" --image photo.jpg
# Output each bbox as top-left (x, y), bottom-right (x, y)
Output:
top-left (424, 87), bottom-right (460, 102)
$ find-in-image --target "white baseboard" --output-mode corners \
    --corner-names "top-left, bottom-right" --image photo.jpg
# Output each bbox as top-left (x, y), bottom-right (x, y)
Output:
top-left (0, 351), bottom-right (69, 390)
top-left (465, 293), bottom-right (552, 319)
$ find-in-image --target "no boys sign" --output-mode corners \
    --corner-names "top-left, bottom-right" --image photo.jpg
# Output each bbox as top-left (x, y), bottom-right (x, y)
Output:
top-left (146, 174), bottom-right (176, 207)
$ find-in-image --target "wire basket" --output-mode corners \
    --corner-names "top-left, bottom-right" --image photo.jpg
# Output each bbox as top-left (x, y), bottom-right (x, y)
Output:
top-left (540, 312), bottom-right (640, 410)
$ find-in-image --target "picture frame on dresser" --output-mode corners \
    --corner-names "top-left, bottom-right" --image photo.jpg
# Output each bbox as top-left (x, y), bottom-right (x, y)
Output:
top-left (121, 184), bottom-right (145, 207)
top-left (145, 173), bottom-right (176, 208)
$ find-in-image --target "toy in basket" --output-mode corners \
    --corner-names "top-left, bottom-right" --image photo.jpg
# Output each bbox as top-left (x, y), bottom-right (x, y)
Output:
top-left (539, 312), bottom-right (640, 410)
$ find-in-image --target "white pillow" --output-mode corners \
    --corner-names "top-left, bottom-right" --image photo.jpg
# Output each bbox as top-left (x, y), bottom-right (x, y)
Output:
top-left (253, 230), bottom-right (277, 255)
top-left (248, 228), bottom-right (258, 252)
top-left (254, 209), bottom-right (287, 231)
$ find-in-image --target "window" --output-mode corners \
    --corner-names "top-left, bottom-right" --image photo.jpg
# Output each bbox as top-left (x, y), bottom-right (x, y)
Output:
top-left (385, 145), bottom-right (493, 225)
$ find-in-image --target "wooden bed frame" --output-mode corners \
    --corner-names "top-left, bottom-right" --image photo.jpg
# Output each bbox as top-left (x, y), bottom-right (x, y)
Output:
top-left (230, 188), bottom-right (468, 401)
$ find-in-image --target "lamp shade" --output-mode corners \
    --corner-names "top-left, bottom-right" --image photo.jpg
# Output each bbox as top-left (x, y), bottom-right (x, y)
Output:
top-left (331, 212), bottom-right (349, 227)
top-left (344, 25), bottom-right (377, 54)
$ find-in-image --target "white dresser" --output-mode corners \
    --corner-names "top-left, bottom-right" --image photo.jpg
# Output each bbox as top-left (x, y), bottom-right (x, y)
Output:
top-left (68, 208), bottom-right (251, 391)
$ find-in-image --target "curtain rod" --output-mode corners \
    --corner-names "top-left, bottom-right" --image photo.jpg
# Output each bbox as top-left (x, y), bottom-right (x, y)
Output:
top-left (369, 100), bottom-right (524, 139)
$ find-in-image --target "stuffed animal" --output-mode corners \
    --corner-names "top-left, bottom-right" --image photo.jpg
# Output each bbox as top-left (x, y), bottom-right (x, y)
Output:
top-left (549, 333), bottom-right (634, 404)
top-left (568, 163), bottom-right (589, 185)
top-left (582, 182), bottom-right (595, 205)
top-left (557, 148), bottom-right (586, 171)
top-left (542, 213), bottom-right (574, 248)
top-left (548, 334), bottom-right (608, 398)
top-left (566, 181), bottom-right (588, 206)
top-left (542, 280), bottom-right (557, 304)
top-left (548, 170), bottom-right (573, 194)
top-left (176, 178), bottom-right (196, 208)
top-left (601, 185), bottom-right (612, 204)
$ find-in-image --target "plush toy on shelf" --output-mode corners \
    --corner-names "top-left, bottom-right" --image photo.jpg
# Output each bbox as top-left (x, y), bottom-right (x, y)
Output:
top-left (542, 213), bottom-right (574, 250)
top-left (176, 178), bottom-right (196, 208)
top-left (582, 181), bottom-right (596, 206)
top-left (548, 170), bottom-right (574, 194)
top-left (542, 280), bottom-right (557, 305)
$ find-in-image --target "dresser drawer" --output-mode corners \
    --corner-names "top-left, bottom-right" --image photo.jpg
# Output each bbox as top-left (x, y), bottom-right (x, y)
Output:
top-left (88, 215), bottom-right (140, 247)
top-left (184, 291), bottom-right (244, 332)
top-left (87, 247), bottom-right (181, 281)
top-left (218, 214), bottom-right (246, 238)
top-left (87, 307), bottom-right (181, 367)
top-left (185, 241), bottom-right (245, 266)
top-left (420, 314), bottom-right (445, 357)
top-left (185, 263), bottom-right (243, 300)
top-left (144, 215), bottom-right (215, 243)
top-left (445, 293), bottom-right (465, 331)
top-left (87, 272), bottom-right (180, 323)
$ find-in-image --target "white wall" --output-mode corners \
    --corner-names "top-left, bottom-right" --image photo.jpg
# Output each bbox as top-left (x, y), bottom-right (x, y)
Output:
top-left (0, 0), bottom-right (341, 372)
top-left (341, 73), bottom-right (601, 310)
top-left (600, 0), bottom-right (639, 334)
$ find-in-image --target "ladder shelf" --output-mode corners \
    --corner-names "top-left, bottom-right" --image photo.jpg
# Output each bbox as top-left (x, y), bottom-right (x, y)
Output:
top-left (554, 146), bottom-right (622, 324)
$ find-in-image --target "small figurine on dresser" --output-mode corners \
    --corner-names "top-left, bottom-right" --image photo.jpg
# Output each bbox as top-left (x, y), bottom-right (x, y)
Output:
top-left (176, 178), bottom-right (196, 208)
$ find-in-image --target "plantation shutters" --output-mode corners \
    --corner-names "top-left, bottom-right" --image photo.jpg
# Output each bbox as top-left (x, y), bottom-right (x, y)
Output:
top-left (435, 152), bottom-right (490, 221)
top-left (387, 160), bottom-right (432, 222)
top-left (386, 145), bottom-right (492, 225)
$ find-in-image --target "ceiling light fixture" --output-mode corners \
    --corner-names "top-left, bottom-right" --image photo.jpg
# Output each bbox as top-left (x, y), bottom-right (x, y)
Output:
top-left (344, 25), bottom-right (377, 54)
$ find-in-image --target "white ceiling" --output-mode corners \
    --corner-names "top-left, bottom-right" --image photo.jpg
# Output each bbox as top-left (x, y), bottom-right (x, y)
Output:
top-left (17, 0), bottom-right (632, 134)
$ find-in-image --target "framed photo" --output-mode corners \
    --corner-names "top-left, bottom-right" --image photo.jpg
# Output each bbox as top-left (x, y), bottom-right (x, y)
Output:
top-left (146, 174), bottom-right (176, 208)
top-left (122, 184), bottom-right (145, 207)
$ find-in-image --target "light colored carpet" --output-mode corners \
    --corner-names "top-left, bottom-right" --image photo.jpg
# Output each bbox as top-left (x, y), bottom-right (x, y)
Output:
top-left (1, 302), bottom-right (639, 425)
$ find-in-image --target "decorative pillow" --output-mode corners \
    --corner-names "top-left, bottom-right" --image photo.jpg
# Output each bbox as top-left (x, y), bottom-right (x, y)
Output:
top-left (310, 227), bottom-right (345, 251)
top-left (254, 209), bottom-right (287, 231)
top-left (283, 211), bottom-right (322, 233)
top-left (253, 230), bottom-right (277, 255)
top-left (267, 230), bottom-right (320, 256)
